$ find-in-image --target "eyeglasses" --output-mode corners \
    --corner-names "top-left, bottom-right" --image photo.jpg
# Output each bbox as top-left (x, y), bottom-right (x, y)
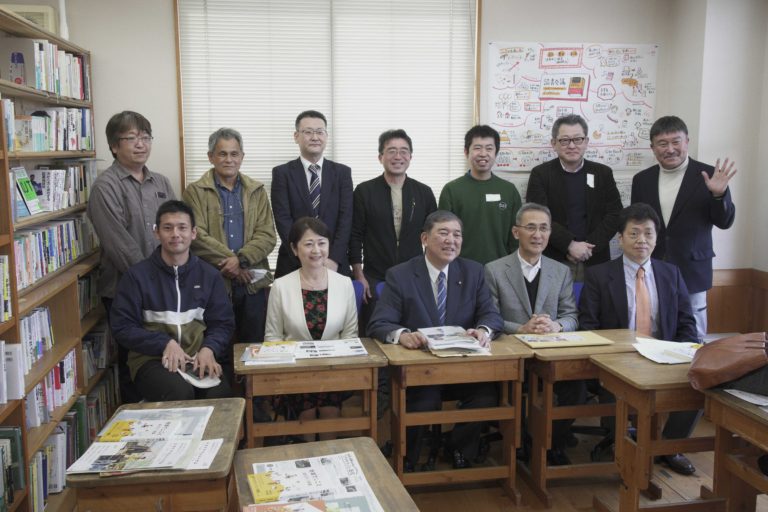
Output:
top-left (119, 135), bottom-right (153, 145)
top-left (384, 148), bottom-right (411, 157)
top-left (516, 224), bottom-right (551, 234)
top-left (299, 129), bottom-right (328, 137)
top-left (556, 137), bottom-right (586, 147)
top-left (624, 231), bottom-right (656, 241)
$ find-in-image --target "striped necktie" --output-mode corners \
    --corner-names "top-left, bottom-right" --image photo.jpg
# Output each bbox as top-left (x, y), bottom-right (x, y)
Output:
top-left (437, 271), bottom-right (447, 325)
top-left (308, 163), bottom-right (321, 218)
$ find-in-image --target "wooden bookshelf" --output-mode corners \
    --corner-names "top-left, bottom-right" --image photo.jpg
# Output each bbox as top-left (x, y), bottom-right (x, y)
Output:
top-left (13, 203), bottom-right (87, 230)
top-left (0, 6), bottom-right (100, 510)
top-left (80, 304), bottom-right (105, 337)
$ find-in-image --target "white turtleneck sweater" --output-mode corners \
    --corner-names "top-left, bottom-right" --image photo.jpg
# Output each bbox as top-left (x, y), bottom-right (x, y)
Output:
top-left (658, 156), bottom-right (689, 225)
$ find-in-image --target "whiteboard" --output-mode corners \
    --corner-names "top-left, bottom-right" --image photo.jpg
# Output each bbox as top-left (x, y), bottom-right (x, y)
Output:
top-left (486, 42), bottom-right (659, 172)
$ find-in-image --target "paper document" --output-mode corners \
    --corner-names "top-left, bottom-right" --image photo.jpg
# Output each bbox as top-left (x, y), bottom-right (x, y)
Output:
top-left (418, 326), bottom-right (484, 351)
top-left (515, 331), bottom-right (614, 348)
top-left (242, 339), bottom-right (368, 365)
top-left (723, 389), bottom-right (768, 406)
top-left (249, 451), bottom-right (383, 511)
top-left (186, 438), bottom-right (223, 470)
top-left (633, 337), bottom-right (700, 364)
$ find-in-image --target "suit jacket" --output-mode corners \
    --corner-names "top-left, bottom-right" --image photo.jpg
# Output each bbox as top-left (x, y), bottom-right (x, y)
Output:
top-left (631, 158), bottom-right (735, 293)
top-left (484, 251), bottom-right (578, 334)
top-left (526, 158), bottom-right (623, 265)
top-left (349, 174), bottom-right (437, 282)
top-left (578, 257), bottom-right (697, 342)
top-left (264, 269), bottom-right (358, 341)
top-left (271, 158), bottom-right (354, 277)
top-left (367, 256), bottom-right (503, 341)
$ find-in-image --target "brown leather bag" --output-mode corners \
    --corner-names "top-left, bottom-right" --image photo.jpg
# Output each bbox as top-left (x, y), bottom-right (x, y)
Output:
top-left (687, 332), bottom-right (768, 391)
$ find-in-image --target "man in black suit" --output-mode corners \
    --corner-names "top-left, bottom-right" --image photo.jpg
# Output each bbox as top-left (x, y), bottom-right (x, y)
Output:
top-left (368, 210), bottom-right (503, 471)
top-left (631, 116), bottom-right (736, 341)
top-left (350, 129), bottom-right (437, 327)
top-left (526, 114), bottom-right (623, 280)
top-left (579, 203), bottom-right (700, 475)
top-left (271, 110), bottom-right (353, 277)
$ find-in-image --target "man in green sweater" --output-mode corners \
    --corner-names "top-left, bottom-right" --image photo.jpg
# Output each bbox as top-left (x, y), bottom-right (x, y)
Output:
top-left (439, 125), bottom-right (521, 264)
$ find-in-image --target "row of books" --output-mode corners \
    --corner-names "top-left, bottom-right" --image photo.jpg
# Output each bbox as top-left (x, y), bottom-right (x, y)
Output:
top-left (13, 213), bottom-right (98, 290)
top-left (25, 349), bottom-right (77, 429)
top-left (28, 423), bottom-right (67, 512)
top-left (82, 322), bottom-right (115, 382)
top-left (4, 103), bottom-right (94, 152)
top-left (18, 307), bottom-right (55, 375)
top-left (0, 37), bottom-right (90, 100)
top-left (0, 427), bottom-right (24, 511)
top-left (78, 274), bottom-right (100, 320)
top-left (0, 256), bottom-right (10, 323)
top-left (82, 366), bottom-right (120, 442)
top-left (11, 163), bottom-right (98, 221)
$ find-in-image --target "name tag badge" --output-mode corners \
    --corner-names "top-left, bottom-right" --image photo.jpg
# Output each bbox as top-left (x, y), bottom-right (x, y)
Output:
top-left (586, 174), bottom-right (595, 188)
top-left (486, 193), bottom-right (501, 202)
top-left (156, 191), bottom-right (167, 199)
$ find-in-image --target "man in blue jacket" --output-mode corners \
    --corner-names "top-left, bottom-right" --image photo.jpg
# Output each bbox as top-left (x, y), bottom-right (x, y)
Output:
top-left (110, 200), bottom-right (235, 401)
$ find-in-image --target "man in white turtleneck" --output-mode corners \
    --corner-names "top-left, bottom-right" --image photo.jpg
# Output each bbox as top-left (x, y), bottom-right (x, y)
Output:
top-left (631, 116), bottom-right (736, 342)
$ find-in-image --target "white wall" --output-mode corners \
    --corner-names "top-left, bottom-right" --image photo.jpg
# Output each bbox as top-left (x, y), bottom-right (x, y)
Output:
top-left (65, 0), bottom-right (182, 195)
top-left (479, 0), bottom-right (767, 271)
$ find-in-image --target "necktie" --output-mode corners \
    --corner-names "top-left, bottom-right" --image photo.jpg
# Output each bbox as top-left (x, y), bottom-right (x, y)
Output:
top-left (635, 266), bottom-right (651, 336)
top-left (308, 164), bottom-right (321, 218)
top-left (437, 271), bottom-right (447, 325)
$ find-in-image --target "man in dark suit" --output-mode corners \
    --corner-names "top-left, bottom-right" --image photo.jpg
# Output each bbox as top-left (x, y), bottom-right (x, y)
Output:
top-left (579, 203), bottom-right (700, 475)
top-left (631, 115), bottom-right (736, 341)
top-left (271, 110), bottom-right (353, 277)
top-left (368, 210), bottom-right (503, 471)
top-left (527, 114), bottom-right (623, 280)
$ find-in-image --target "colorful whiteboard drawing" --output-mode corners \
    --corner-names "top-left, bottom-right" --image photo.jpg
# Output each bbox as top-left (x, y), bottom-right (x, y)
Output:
top-left (487, 42), bottom-right (659, 171)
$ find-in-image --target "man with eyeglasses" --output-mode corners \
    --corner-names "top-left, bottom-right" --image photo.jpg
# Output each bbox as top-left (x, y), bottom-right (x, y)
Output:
top-left (631, 115), bottom-right (736, 342)
top-left (272, 110), bottom-right (353, 278)
top-left (438, 125), bottom-right (522, 264)
top-left (350, 129), bottom-right (437, 329)
top-left (580, 203), bottom-right (699, 475)
top-left (526, 114), bottom-right (623, 281)
top-left (183, 128), bottom-right (276, 346)
top-left (88, 110), bottom-right (175, 403)
top-left (485, 202), bottom-right (579, 465)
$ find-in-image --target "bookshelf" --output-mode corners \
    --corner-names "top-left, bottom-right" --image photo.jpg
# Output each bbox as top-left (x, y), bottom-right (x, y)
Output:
top-left (0, 7), bottom-right (111, 511)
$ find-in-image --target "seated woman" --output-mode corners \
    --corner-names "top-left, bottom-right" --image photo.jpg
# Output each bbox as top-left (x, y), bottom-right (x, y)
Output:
top-left (264, 217), bottom-right (358, 440)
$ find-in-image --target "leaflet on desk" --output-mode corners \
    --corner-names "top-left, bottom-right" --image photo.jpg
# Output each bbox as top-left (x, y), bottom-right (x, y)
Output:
top-left (242, 339), bottom-right (367, 365)
top-left (633, 338), bottom-right (700, 364)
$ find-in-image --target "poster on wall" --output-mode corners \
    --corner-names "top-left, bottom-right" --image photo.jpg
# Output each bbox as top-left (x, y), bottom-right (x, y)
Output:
top-left (486, 42), bottom-right (659, 172)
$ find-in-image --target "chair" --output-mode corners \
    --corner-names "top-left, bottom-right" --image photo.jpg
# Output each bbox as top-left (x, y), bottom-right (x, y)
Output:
top-left (375, 281), bottom-right (385, 298)
top-left (572, 281), bottom-right (584, 305)
top-left (352, 280), bottom-right (364, 313)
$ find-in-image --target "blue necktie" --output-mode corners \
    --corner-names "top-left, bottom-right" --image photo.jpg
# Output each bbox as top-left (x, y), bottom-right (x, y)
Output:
top-left (437, 271), bottom-right (446, 325)
top-left (308, 164), bottom-right (320, 218)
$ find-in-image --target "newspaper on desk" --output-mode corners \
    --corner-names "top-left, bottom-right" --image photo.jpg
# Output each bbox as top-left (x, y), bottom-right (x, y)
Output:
top-left (242, 339), bottom-right (368, 365)
top-left (247, 451), bottom-right (384, 512)
top-left (418, 326), bottom-right (490, 356)
top-left (66, 406), bottom-right (222, 474)
top-left (633, 337), bottom-right (701, 364)
top-left (723, 388), bottom-right (768, 408)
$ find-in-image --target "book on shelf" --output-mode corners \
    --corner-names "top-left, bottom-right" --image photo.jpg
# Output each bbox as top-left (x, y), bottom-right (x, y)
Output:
top-left (3, 344), bottom-right (24, 401)
top-left (0, 256), bottom-right (10, 322)
top-left (0, 427), bottom-right (25, 496)
top-left (0, 37), bottom-right (89, 100)
top-left (1, 98), bottom-right (14, 151)
top-left (0, 341), bottom-right (5, 404)
top-left (12, 166), bottom-right (43, 216)
top-left (67, 406), bottom-right (218, 475)
top-left (25, 349), bottom-right (77, 429)
top-left (18, 306), bottom-right (55, 374)
top-left (13, 213), bottom-right (99, 290)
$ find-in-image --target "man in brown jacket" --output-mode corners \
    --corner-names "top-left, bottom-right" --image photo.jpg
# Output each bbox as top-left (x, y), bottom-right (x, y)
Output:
top-left (183, 128), bottom-right (276, 345)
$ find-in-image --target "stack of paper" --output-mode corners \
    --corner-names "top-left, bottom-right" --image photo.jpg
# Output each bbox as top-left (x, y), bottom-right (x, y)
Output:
top-left (241, 339), bottom-right (368, 365)
top-left (633, 337), bottom-right (700, 364)
top-left (241, 342), bottom-right (298, 365)
top-left (418, 326), bottom-right (489, 356)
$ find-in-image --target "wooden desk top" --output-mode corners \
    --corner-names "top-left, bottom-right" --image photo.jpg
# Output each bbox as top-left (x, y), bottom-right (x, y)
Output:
top-left (590, 352), bottom-right (694, 390)
top-left (67, 397), bottom-right (245, 487)
top-left (529, 329), bottom-right (638, 361)
top-left (378, 334), bottom-right (533, 366)
top-left (706, 388), bottom-right (768, 426)
top-left (234, 437), bottom-right (419, 511)
top-left (234, 338), bottom-right (388, 374)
